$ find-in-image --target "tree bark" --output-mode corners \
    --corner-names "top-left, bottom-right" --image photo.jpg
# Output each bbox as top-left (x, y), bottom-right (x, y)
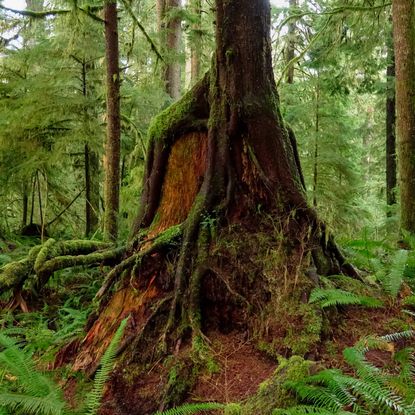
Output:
top-left (386, 26), bottom-right (397, 213)
top-left (189, 0), bottom-right (202, 85)
top-left (392, 0), bottom-right (415, 233)
top-left (85, 144), bottom-right (100, 236)
top-left (286, 0), bottom-right (297, 84)
top-left (81, 60), bottom-right (100, 237)
top-left (158, 0), bottom-right (182, 99)
top-left (22, 183), bottom-right (28, 229)
top-left (103, 0), bottom-right (121, 241)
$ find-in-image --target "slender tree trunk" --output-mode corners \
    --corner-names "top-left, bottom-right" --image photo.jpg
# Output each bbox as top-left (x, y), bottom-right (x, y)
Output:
top-left (22, 183), bottom-right (28, 229)
top-left (158, 0), bottom-right (182, 99)
top-left (37, 171), bottom-right (43, 234)
top-left (189, 0), bottom-right (202, 85)
top-left (286, 0), bottom-right (297, 84)
top-left (313, 77), bottom-right (320, 208)
top-left (392, 0), bottom-right (415, 233)
top-left (81, 60), bottom-right (100, 237)
top-left (85, 145), bottom-right (100, 236)
top-left (30, 174), bottom-right (36, 225)
top-left (386, 27), bottom-right (397, 213)
top-left (103, 0), bottom-right (121, 241)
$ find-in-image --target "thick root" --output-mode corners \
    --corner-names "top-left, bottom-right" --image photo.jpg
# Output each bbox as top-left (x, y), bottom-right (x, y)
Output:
top-left (0, 239), bottom-right (121, 298)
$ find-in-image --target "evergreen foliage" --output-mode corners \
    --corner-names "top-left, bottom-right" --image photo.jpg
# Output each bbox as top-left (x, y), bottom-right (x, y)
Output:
top-left (1, 0), bottom-right (414, 413)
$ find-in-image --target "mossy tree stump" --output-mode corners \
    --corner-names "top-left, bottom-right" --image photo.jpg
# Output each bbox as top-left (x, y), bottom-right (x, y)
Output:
top-left (0, 0), bottom-right (359, 412)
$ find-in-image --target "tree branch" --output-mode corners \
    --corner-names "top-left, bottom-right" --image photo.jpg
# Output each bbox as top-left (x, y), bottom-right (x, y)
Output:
top-left (119, 0), bottom-right (164, 63)
top-left (278, 3), bottom-right (392, 30)
top-left (0, 5), bottom-right (70, 18)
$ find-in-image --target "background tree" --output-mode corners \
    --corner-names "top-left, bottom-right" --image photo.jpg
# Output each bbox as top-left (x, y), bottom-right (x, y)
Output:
top-left (386, 21), bottom-right (397, 216)
top-left (392, 0), bottom-right (415, 234)
top-left (103, 0), bottom-right (121, 241)
top-left (157, 0), bottom-right (183, 99)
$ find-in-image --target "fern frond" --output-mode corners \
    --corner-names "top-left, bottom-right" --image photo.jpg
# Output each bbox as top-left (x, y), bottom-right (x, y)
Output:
top-left (85, 317), bottom-right (129, 415)
top-left (381, 250), bottom-right (408, 297)
top-left (380, 330), bottom-right (415, 343)
top-left (309, 288), bottom-right (383, 309)
top-left (0, 392), bottom-right (64, 415)
top-left (0, 334), bottom-right (56, 398)
top-left (274, 405), bottom-right (354, 414)
top-left (154, 402), bottom-right (225, 415)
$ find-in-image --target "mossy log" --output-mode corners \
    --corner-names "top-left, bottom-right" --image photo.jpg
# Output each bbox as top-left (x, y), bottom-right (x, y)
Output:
top-left (0, 239), bottom-right (121, 296)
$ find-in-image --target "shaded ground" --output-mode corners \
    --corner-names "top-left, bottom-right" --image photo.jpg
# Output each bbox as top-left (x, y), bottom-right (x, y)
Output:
top-left (191, 332), bottom-right (276, 403)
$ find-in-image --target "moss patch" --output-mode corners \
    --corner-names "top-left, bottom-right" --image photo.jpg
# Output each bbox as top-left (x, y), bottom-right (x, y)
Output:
top-left (239, 356), bottom-right (315, 415)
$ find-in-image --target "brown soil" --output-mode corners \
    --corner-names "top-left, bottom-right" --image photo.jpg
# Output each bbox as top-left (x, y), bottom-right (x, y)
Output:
top-left (190, 331), bottom-right (276, 403)
top-left (319, 303), bottom-right (415, 371)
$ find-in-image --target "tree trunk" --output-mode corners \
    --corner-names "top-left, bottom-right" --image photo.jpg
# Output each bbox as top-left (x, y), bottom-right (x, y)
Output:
top-left (392, 0), bottom-right (415, 233)
top-left (189, 0), bottom-right (202, 85)
top-left (313, 76), bottom-right (320, 208)
top-left (103, 0), bottom-right (121, 241)
top-left (22, 183), bottom-right (28, 229)
top-left (85, 144), bottom-right (100, 236)
top-left (158, 0), bottom-right (182, 99)
top-left (69, 0), bottom-right (357, 411)
top-left (286, 0), bottom-right (297, 84)
top-left (386, 26), bottom-right (397, 214)
top-left (82, 60), bottom-right (100, 237)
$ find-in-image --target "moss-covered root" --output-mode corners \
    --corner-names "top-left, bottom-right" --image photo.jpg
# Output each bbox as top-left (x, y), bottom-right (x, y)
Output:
top-left (34, 247), bottom-right (125, 291)
top-left (0, 239), bottom-right (119, 296)
top-left (0, 245), bottom-right (41, 292)
top-left (95, 224), bottom-right (183, 301)
top-left (226, 356), bottom-right (316, 415)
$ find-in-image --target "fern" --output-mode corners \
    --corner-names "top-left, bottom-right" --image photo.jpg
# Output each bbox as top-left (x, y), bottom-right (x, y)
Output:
top-left (280, 333), bottom-right (415, 415)
top-left (403, 295), bottom-right (415, 307)
top-left (154, 402), bottom-right (225, 415)
top-left (274, 405), bottom-right (354, 414)
top-left (0, 333), bottom-right (65, 415)
top-left (309, 288), bottom-right (383, 309)
top-left (380, 250), bottom-right (408, 298)
top-left (84, 317), bottom-right (129, 415)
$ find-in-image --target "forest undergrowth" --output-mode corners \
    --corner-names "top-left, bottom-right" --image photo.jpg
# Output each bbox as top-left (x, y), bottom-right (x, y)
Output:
top-left (0, 229), bottom-right (414, 415)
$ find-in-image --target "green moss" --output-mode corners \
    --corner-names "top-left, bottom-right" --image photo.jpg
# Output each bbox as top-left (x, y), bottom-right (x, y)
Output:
top-left (224, 403), bottom-right (242, 415)
top-left (258, 293), bottom-right (322, 358)
top-left (0, 245), bottom-right (42, 291)
top-left (225, 48), bottom-right (235, 64)
top-left (162, 356), bottom-right (197, 407)
top-left (58, 240), bottom-right (111, 256)
top-left (282, 303), bottom-right (322, 355)
top-left (154, 224), bottom-right (183, 247)
top-left (239, 356), bottom-right (315, 415)
top-left (34, 238), bottom-right (56, 273)
top-left (191, 335), bottom-right (220, 375)
top-left (148, 74), bottom-right (208, 147)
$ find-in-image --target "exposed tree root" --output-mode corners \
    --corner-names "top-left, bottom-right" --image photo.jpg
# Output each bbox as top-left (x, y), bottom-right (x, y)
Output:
top-left (95, 224), bottom-right (183, 301)
top-left (0, 239), bottom-right (120, 301)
